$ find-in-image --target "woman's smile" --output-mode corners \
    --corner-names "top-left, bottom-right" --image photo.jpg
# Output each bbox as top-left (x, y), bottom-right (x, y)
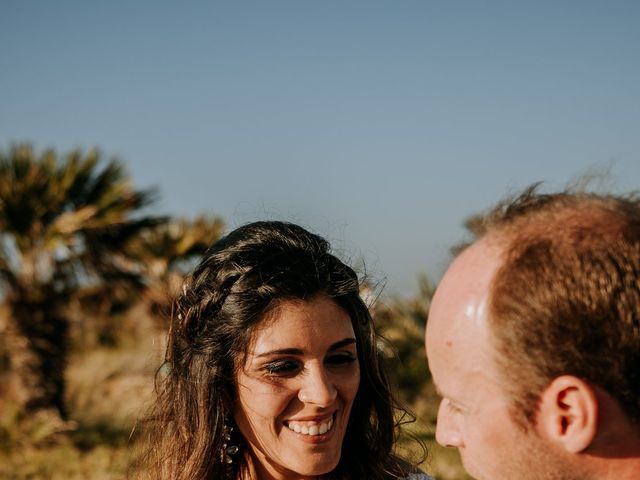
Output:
top-left (284, 412), bottom-right (335, 437)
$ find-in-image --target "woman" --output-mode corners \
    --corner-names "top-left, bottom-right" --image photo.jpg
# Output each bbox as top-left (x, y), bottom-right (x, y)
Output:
top-left (146, 221), bottom-right (430, 480)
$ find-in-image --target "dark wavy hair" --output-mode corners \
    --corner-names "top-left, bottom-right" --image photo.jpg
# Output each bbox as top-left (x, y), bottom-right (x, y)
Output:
top-left (144, 221), bottom-right (417, 479)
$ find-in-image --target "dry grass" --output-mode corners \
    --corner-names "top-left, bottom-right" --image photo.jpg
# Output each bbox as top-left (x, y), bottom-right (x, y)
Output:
top-left (0, 328), bottom-right (164, 480)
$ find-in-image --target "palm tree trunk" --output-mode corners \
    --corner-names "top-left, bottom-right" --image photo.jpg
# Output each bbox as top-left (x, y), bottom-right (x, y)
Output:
top-left (5, 299), bottom-right (69, 420)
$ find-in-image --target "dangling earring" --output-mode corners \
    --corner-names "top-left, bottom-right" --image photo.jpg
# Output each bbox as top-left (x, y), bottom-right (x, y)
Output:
top-left (221, 421), bottom-right (240, 464)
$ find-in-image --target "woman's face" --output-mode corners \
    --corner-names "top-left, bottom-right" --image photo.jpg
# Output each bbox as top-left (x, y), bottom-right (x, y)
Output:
top-left (233, 295), bottom-right (360, 479)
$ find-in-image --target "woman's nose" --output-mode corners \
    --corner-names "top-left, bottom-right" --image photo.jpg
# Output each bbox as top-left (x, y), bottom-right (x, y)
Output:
top-left (298, 366), bottom-right (337, 406)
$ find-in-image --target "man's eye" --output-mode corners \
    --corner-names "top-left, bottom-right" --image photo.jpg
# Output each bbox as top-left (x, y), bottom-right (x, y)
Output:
top-left (446, 399), bottom-right (463, 414)
top-left (263, 360), bottom-right (299, 375)
top-left (326, 353), bottom-right (357, 366)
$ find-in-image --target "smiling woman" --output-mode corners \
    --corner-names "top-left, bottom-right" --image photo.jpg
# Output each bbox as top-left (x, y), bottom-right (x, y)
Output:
top-left (142, 221), bottom-right (430, 480)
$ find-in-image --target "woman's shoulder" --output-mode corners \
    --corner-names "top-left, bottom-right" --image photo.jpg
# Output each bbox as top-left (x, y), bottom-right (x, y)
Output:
top-left (388, 456), bottom-right (433, 480)
top-left (401, 473), bottom-right (433, 480)
top-left (386, 465), bottom-right (433, 479)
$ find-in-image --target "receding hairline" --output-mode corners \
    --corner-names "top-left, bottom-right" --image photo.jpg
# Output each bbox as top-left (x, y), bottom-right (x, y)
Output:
top-left (467, 199), bottom-right (635, 333)
top-left (469, 192), bottom-right (640, 427)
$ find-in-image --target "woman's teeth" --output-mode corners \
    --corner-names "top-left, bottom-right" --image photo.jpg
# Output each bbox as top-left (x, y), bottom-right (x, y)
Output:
top-left (286, 417), bottom-right (334, 436)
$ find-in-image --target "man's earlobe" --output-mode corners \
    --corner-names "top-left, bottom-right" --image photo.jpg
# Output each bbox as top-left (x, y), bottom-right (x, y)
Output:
top-left (538, 375), bottom-right (598, 453)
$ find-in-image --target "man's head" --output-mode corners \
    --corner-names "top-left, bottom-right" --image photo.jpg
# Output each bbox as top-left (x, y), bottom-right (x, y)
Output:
top-left (426, 186), bottom-right (640, 480)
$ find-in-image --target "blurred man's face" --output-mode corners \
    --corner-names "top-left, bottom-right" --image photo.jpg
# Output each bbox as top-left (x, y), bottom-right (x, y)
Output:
top-left (425, 240), bottom-right (574, 480)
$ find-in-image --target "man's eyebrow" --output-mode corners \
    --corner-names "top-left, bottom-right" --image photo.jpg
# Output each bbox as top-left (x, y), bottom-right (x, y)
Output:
top-left (432, 383), bottom-right (462, 405)
top-left (432, 381), bottom-right (444, 397)
top-left (255, 338), bottom-right (356, 358)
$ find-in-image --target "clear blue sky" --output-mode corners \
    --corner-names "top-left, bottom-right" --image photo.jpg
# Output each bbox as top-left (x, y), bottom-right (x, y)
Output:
top-left (2, 1), bottom-right (639, 296)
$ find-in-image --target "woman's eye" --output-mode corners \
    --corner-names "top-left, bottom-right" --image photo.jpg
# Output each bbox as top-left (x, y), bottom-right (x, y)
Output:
top-left (263, 360), bottom-right (300, 375)
top-left (326, 353), bottom-right (357, 366)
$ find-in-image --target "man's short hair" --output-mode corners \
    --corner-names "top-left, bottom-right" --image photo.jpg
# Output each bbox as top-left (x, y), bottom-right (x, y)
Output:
top-left (468, 184), bottom-right (640, 428)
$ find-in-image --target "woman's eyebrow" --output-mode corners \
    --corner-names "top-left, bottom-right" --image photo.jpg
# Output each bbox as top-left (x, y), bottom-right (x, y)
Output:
top-left (256, 348), bottom-right (303, 358)
top-left (328, 338), bottom-right (356, 351)
top-left (255, 338), bottom-right (356, 358)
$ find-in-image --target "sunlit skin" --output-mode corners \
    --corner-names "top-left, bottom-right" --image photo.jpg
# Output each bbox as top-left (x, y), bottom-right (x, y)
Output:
top-left (425, 239), bottom-right (575, 480)
top-left (234, 295), bottom-right (360, 480)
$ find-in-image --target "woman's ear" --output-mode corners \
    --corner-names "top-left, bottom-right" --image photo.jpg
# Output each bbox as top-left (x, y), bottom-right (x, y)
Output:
top-left (537, 375), bottom-right (598, 453)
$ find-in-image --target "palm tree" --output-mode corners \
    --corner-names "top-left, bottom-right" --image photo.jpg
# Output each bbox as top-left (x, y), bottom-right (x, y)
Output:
top-left (126, 216), bottom-right (224, 327)
top-left (0, 145), bottom-right (164, 421)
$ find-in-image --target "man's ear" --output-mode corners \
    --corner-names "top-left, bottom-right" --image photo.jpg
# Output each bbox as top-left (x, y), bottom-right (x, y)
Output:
top-left (537, 375), bottom-right (598, 453)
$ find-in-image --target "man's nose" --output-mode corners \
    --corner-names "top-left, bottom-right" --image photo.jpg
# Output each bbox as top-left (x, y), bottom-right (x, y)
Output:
top-left (298, 366), bottom-right (337, 407)
top-left (435, 399), bottom-right (464, 448)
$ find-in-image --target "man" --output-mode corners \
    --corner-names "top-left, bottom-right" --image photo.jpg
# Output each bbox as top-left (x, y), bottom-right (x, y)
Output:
top-left (425, 186), bottom-right (640, 479)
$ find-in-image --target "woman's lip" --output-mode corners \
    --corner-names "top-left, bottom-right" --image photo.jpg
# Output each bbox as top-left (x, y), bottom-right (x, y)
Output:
top-left (284, 411), bottom-right (335, 423)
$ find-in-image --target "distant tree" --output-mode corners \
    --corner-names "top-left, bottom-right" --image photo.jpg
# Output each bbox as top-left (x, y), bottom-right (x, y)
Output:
top-left (0, 145), bottom-right (163, 421)
top-left (126, 216), bottom-right (224, 326)
top-left (69, 217), bottom-right (225, 346)
top-left (374, 273), bottom-right (434, 404)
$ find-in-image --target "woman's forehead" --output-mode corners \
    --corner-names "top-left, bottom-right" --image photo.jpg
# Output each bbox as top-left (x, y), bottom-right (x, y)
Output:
top-left (247, 297), bottom-right (355, 354)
